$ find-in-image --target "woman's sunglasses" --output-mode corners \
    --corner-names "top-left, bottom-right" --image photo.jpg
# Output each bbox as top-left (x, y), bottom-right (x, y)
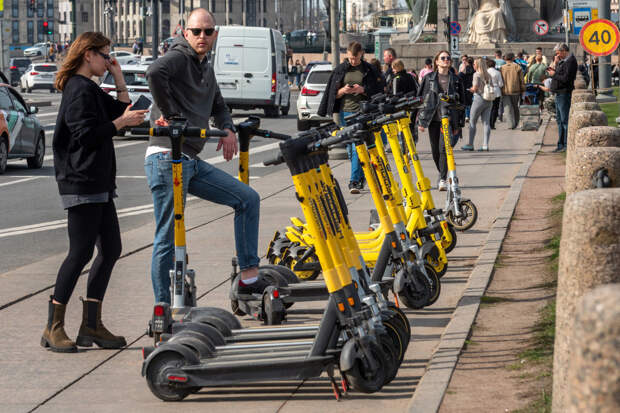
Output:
top-left (96, 50), bottom-right (110, 60)
top-left (187, 27), bottom-right (215, 36)
top-left (439, 56), bottom-right (451, 61)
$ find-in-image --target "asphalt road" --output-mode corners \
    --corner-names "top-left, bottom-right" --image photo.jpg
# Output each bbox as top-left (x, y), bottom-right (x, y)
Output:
top-left (0, 89), bottom-right (301, 274)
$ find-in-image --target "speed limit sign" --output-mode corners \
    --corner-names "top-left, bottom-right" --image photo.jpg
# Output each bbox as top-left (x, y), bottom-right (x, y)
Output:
top-left (579, 19), bottom-right (620, 57)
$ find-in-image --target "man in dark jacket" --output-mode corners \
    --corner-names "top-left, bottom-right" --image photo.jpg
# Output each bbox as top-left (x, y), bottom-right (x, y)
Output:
top-left (145, 8), bottom-right (263, 304)
top-left (318, 41), bottom-right (382, 193)
top-left (548, 43), bottom-right (578, 152)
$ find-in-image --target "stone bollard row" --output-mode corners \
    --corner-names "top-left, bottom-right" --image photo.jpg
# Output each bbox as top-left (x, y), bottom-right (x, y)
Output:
top-left (571, 90), bottom-right (596, 105)
top-left (552, 188), bottom-right (620, 412)
top-left (569, 101), bottom-right (600, 117)
top-left (573, 76), bottom-right (588, 90)
top-left (567, 284), bottom-right (620, 413)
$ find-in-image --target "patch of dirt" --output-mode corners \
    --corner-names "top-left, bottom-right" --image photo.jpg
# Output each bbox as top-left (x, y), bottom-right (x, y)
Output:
top-left (438, 122), bottom-right (565, 413)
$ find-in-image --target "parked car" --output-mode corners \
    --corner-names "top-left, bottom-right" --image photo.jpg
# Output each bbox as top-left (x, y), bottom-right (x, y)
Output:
top-left (213, 26), bottom-right (291, 117)
top-left (140, 55), bottom-right (156, 65)
top-left (296, 63), bottom-right (332, 131)
top-left (9, 58), bottom-right (32, 86)
top-left (99, 64), bottom-right (152, 136)
top-left (300, 60), bottom-right (330, 85)
top-left (109, 51), bottom-right (140, 65)
top-left (24, 43), bottom-right (48, 57)
top-left (0, 82), bottom-right (46, 173)
top-left (20, 63), bottom-right (58, 93)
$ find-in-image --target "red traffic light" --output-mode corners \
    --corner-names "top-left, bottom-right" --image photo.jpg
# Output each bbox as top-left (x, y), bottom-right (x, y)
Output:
top-left (43, 21), bottom-right (48, 27)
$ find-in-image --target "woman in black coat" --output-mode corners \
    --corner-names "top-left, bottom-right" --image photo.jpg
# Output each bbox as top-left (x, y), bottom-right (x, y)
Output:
top-left (417, 50), bottom-right (465, 192)
top-left (42, 32), bottom-right (147, 353)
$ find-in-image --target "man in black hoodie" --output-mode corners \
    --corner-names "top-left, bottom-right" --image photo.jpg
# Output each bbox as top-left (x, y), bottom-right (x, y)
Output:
top-left (145, 8), bottom-right (263, 304)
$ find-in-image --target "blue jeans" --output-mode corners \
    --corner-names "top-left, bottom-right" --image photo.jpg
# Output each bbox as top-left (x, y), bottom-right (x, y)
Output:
top-left (555, 92), bottom-right (571, 147)
top-left (145, 152), bottom-right (260, 303)
top-left (340, 112), bottom-right (364, 184)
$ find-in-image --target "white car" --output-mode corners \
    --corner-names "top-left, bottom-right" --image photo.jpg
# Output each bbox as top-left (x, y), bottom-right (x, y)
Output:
top-left (100, 64), bottom-right (152, 136)
top-left (24, 43), bottom-right (48, 57)
top-left (109, 51), bottom-right (140, 65)
top-left (296, 63), bottom-right (332, 130)
top-left (20, 63), bottom-right (58, 93)
top-left (140, 56), bottom-right (156, 65)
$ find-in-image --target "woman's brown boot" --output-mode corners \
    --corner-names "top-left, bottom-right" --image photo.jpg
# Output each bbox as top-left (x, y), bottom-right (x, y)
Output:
top-left (41, 296), bottom-right (77, 353)
top-left (76, 297), bottom-right (127, 349)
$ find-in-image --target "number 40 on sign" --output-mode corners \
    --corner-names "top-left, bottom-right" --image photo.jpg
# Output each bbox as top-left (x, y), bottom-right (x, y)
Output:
top-left (580, 19), bottom-right (620, 57)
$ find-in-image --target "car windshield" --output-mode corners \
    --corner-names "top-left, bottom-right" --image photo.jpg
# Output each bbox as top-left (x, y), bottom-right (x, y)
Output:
top-left (13, 60), bottom-right (30, 67)
top-left (306, 70), bottom-right (331, 85)
top-left (103, 71), bottom-right (148, 86)
top-left (33, 65), bottom-right (57, 72)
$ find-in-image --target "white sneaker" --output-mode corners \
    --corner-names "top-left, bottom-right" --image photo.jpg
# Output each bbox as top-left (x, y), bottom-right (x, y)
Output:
top-left (438, 179), bottom-right (447, 191)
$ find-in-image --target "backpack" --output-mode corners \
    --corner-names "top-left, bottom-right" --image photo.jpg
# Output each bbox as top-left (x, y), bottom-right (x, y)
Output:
top-left (482, 79), bottom-right (496, 101)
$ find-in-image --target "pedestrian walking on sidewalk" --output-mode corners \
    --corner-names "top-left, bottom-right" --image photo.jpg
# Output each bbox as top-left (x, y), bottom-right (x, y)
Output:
top-left (487, 59), bottom-right (504, 129)
top-left (318, 41), bottom-right (382, 194)
top-left (43, 32), bottom-right (147, 353)
top-left (145, 8), bottom-right (264, 303)
top-left (548, 43), bottom-right (577, 152)
top-left (417, 50), bottom-right (465, 191)
top-left (462, 58), bottom-right (494, 151)
top-left (500, 52), bottom-right (525, 129)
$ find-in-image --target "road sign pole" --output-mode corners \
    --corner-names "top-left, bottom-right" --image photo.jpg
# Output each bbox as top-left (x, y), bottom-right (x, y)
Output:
top-left (450, 0), bottom-right (459, 68)
top-left (597, 0), bottom-right (613, 100)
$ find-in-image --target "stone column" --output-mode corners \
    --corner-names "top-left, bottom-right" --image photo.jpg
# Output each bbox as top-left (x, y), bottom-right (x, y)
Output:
top-left (552, 189), bottom-right (620, 412)
top-left (567, 284), bottom-right (620, 413)
top-left (566, 147), bottom-right (620, 194)
top-left (571, 90), bottom-right (596, 104)
top-left (567, 110), bottom-right (608, 153)
top-left (569, 101), bottom-right (600, 117)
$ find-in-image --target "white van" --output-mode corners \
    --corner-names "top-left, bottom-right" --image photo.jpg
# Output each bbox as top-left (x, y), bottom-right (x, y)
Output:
top-left (213, 26), bottom-right (291, 118)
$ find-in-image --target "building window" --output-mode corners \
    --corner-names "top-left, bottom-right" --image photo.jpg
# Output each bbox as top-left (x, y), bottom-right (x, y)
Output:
top-left (37, 0), bottom-right (44, 17)
top-left (28, 3), bottom-right (34, 18)
top-left (47, 0), bottom-right (54, 17)
top-left (210, 0), bottom-right (216, 12)
top-left (228, 0), bottom-right (232, 12)
top-left (37, 20), bottom-right (44, 41)
top-left (82, 12), bottom-right (88, 23)
top-left (11, 0), bottom-right (19, 18)
top-left (162, 1), bottom-right (170, 14)
top-left (28, 21), bottom-right (34, 43)
top-left (48, 21), bottom-right (53, 36)
top-left (12, 21), bottom-right (19, 43)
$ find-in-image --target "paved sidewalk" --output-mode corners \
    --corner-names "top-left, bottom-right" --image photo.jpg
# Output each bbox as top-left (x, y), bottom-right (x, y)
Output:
top-left (0, 120), bottom-right (541, 413)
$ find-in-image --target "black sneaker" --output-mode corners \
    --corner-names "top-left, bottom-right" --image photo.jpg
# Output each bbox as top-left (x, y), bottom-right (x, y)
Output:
top-left (237, 277), bottom-right (272, 296)
top-left (349, 182), bottom-right (360, 194)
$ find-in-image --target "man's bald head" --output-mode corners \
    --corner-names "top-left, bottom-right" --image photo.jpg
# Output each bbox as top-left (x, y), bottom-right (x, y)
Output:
top-left (184, 8), bottom-right (218, 59)
top-left (187, 8), bottom-right (216, 27)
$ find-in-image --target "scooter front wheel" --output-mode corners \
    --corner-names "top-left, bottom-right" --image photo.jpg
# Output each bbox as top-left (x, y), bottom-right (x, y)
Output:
top-left (447, 200), bottom-right (478, 231)
top-left (343, 340), bottom-right (388, 393)
top-left (444, 223), bottom-right (458, 254)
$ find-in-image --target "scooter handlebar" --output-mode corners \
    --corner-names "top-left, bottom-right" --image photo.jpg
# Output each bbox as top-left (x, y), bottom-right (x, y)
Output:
top-left (263, 153), bottom-right (285, 166)
top-left (130, 126), bottom-right (228, 138)
top-left (254, 129), bottom-right (291, 141)
top-left (374, 110), bottom-right (408, 125)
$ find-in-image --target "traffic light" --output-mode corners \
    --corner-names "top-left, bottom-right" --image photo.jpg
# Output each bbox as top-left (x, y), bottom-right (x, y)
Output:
top-left (43, 21), bottom-right (52, 35)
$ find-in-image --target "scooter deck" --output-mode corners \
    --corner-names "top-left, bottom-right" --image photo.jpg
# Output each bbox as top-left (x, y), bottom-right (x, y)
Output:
top-left (177, 354), bottom-right (336, 387)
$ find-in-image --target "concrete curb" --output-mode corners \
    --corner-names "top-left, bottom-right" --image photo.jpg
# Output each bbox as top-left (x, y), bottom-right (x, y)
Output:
top-left (25, 100), bottom-right (52, 107)
top-left (406, 118), bottom-right (550, 412)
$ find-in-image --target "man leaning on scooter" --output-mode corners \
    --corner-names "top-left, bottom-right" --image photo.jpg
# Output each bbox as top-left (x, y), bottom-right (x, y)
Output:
top-left (145, 8), bottom-right (267, 304)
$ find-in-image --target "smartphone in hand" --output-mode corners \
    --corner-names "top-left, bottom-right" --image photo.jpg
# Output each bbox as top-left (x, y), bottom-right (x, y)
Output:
top-left (131, 95), bottom-right (152, 111)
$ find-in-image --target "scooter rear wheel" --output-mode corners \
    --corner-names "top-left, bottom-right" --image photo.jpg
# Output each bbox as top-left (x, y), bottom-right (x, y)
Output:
top-left (447, 200), bottom-right (478, 231)
top-left (259, 264), bottom-right (300, 285)
top-left (343, 340), bottom-right (388, 394)
top-left (145, 352), bottom-right (192, 401)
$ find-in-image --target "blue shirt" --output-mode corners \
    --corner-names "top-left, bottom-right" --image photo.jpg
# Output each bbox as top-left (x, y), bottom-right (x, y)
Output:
top-left (495, 58), bottom-right (506, 69)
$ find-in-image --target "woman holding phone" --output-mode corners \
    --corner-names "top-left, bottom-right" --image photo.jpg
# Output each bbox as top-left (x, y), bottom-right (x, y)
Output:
top-left (42, 32), bottom-right (148, 353)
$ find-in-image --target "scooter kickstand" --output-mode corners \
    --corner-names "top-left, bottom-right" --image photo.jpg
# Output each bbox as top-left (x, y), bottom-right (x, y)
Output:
top-left (327, 366), bottom-right (342, 401)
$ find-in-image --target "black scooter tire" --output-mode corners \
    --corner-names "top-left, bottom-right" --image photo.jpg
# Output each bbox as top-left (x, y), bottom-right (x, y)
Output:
top-left (343, 340), bottom-right (388, 394)
top-left (447, 200), bottom-right (478, 231)
top-left (259, 264), bottom-right (299, 284)
top-left (382, 310), bottom-right (410, 352)
top-left (167, 335), bottom-right (214, 359)
top-left (379, 333), bottom-right (400, 385)
top-left (387, 302), bottom-right (411, 337)
top-left (187, 307), bottom-right (242, 330)
top-left (398, 266), bottom-right (434, 310)
top-left (171, 322), bottom-right (226, 347)
top-left (444, 223), bottom-right (457, 254)
top-left (145, 352), bottom-right (192, 401)
top-left (166, 330), bottom-right (216, 354)
top-left (190, 315), bottom-right (232, 338)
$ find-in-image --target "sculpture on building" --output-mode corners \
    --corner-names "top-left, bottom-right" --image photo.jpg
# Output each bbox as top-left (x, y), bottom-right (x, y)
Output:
top-left (465, 0), bottom-right (517, 44)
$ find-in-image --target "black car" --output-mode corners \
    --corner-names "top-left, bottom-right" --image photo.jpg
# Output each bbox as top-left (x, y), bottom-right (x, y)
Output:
top-left (9, 58), bottom-right (32, 86)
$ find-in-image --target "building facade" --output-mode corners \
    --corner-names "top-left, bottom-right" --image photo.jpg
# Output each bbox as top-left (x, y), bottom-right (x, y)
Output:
top-left (58, 1), bottom-right (95, 43)
top-left (1, 0), bottom-right (57, 49)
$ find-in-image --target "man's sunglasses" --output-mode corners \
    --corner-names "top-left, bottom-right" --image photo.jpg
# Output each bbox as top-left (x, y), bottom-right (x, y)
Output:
top-left (439, 56), bottom-right (451, 61)
top-left (187, 27), bottom-right (215, 36)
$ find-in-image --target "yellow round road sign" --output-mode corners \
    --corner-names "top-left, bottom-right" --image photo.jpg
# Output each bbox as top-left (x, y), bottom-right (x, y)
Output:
top-left (580, 19), bottom-right (620, 57)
